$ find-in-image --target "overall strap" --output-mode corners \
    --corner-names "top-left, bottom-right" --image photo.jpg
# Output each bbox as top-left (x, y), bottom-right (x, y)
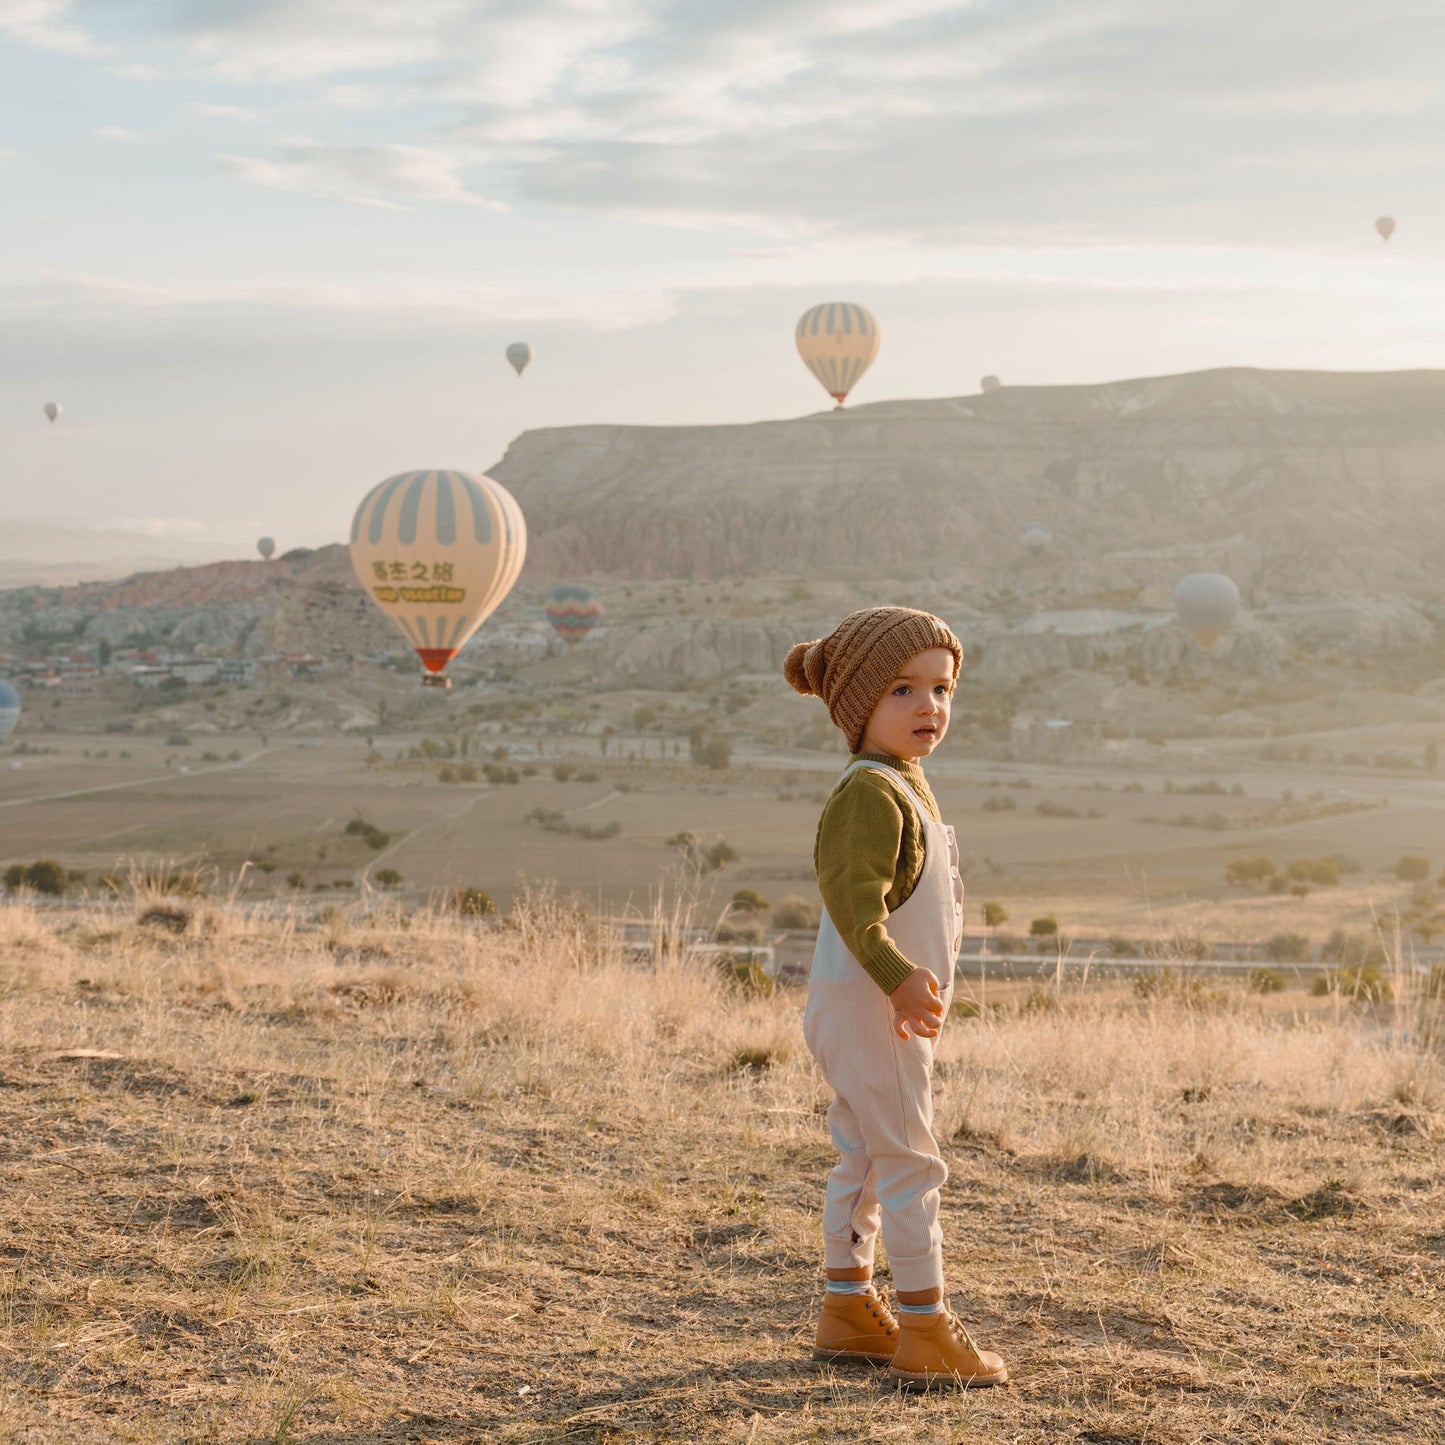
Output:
top-left (836, 760), bottom-right (931, 832)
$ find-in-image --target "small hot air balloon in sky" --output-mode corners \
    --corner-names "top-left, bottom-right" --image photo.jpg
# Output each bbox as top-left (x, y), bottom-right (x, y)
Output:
top-left (1173, 572), bottom-right (1240, 651)
top-left (350, 469), bottom-right (526, 688)
top-left (545, 585), bottom-right (602, 646)
top-left (980, 375), bottom-right (1001, 393)
top-left (1022, 522), bottom-right (1052, 555)
top-left (1375, 216), bottom-right (1396, 242)
top-left (43, 402), bottom-right (61, 424)
top-left (0, 681), bottom-right (20, 745)
top-left (506, 342), bottom-right (533, 377)
top-left (257, 537), bottom-right (276, 561)
top-left (795, 302), bottom-right (879, 408)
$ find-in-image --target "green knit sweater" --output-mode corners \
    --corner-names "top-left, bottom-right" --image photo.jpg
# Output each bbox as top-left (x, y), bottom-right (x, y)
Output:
top-left (813, 752), bottom-right (941, 995)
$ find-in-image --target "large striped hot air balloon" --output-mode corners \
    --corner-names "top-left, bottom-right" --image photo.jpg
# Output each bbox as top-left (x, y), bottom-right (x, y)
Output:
top-left (350, 470), bottom-right (526, 688)
top-left (544, 585), bottom-right (602, 646)
top-left (795, 302), bottom-right (879, 408)
top-left (1173, 572), bottom-right (1240, 651)
top-left (0, 681), bottom-right (20, 745)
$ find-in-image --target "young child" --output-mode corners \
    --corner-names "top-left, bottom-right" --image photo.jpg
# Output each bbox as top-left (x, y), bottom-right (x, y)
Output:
top-left (783, 606), bottom-right (1008, 1391)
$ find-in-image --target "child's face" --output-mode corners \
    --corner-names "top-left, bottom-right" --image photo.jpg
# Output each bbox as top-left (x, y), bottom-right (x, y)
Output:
top-left (858, 646), bottom-right (955, 761)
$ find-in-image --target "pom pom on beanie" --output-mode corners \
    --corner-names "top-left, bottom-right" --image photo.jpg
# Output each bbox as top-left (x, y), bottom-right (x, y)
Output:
top-left (781, 607), bottom-right (963, 753)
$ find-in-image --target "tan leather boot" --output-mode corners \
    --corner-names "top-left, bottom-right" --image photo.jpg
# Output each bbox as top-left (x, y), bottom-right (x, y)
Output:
top-left (888, 1308), bottom-right (1009, 1389)
top-left (812, 1286), bottom-right (900, 1365)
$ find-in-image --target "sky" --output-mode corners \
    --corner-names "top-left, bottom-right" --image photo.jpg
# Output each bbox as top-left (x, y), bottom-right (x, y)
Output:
top-left (4, 0), bottom-right (1445, 570)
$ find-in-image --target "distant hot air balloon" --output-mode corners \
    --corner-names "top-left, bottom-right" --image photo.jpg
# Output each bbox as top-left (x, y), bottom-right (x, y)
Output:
top-left (257, 537), bottom-right (276, 561)
top-left (1022, 523), bottom-right (1052, 555)
top-left (1375, 216), bottom-right (1396, 243)
top-left (795, 302), bottom-right (879, 408)
top-left (43, 402), bottom-right (61, 424)
top-left (1173, 573), bottom-right (1240, 651)
top-left (980, 375), bottom-right (1001, 393)
top-left (506, 342), bottom-right (533, 377)
top-left (350, 469), bottom-right (526, 688)
top-left (0, 681), bottom-right (20, 745)
top-left (545, 585), bottom-right (602, 646)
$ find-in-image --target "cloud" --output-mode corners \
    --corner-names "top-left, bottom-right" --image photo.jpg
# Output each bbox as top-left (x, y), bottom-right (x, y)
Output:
top-left (94, 126), bottom-right (140, 141)
top-left (0, 0), bottom-right (97, 55)
top-left (216, 138), bottom-right (505, 210)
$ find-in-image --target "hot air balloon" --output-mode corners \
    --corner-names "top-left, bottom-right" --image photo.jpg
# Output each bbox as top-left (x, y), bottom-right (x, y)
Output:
top-left (1376, 216), bottom-right (1396, 242)
top-left (1022, 523), bottom-right (1052, 555)
top-left (795, 302), bottom-right (879, 408)
top-left (43, 402), bottom-right (61, 424)
top-left (545, 585), bottom-right (602, 646)
top-left (350, 469), bottom-right (526, 688)
top-left (0, 681), bottom-right (20, 745)
top-left (980, 375), bottom-right (1001, 393)
top-left (506, 342), bottom-right (533, 377)
top-left (257, 537), bottom-right (276, 561)
top-left (1173, 573), bottom-right (1240, 651)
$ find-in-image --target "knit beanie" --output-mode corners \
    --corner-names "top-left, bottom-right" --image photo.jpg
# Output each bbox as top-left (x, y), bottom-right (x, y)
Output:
top-left (783, 606), bottom-right (963, 753)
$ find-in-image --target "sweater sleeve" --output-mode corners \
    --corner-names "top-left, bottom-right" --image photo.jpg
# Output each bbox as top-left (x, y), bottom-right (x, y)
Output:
top-left (815, 773), bottom-right (917, 995)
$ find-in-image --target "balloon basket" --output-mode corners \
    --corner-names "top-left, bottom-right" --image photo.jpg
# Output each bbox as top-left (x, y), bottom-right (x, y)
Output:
top-left (420, 674), bottom-right (452, 690)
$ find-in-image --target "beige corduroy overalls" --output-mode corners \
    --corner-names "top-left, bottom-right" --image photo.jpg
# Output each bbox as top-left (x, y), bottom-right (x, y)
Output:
top-left (803, 760), bottom-right (964, 1294)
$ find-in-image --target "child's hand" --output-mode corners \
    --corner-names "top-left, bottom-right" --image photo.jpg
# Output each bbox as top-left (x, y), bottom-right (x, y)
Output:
top-left (888, 969), bottom-right (944, 1040)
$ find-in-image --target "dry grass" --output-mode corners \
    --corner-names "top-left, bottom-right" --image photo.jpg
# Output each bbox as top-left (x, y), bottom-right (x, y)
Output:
top-left (0, 893), bottom-right (1441, 1443)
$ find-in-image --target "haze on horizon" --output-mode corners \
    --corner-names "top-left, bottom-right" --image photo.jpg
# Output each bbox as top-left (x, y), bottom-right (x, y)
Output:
top-left (4, 0), bottom-right (1445, 577)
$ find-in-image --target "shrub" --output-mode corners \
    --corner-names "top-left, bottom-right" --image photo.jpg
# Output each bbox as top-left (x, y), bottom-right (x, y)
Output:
top-left (1104, 936), bottom-right (1138, 957)
top-left (991, 933), bottom-right (1024, 955)
top-left (286, 871), bottom-right (306, 889)
top-left (1034, 800), bottom-right (1081, 818)
top-left (731, 889), bottom-right (771, 914)
top-left (982, 795), bottom-right (1016, 813)
top-left (1312, 964), bottom-right (1392, 1003)
top-left (483, 763), bottom-right (520, 785)
top-left (1287, 858), bottom-right (1341, 886)
top-left (1029, 915), bottom-right (1059, 937)
top-left (344, 818), bottom-right (390, 850)
top-left (1320, 930), bottom-right (1388, 969)
top-left (1248, 967), bottom-right (1289, 994)
top-left (1395, 854), bottom-right (1431, 883)
top-left (1263, 932), bottom-right (1311, 963)
top-left (166, 732), bottom-right (192, 746)
top-left (3, 859), bottom-right (67, 896)
top-left (772, 895), bottom-right (821, 930)
top-left (552, 762), bottom-right (575, 782)
top-left (703, 840), bottom-right (738, 871)
top-left (454, 886), bottom-right (495, 917)
top-left (981, 901), bottom-right (1008, 929)
top-left (374, 868), bottom-right (403, 888)
top-left (1225, 856), bottom-right (1277, 887)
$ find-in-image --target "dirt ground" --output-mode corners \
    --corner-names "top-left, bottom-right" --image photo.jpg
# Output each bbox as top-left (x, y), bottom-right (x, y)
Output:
top-left (0, 896), bottom-right (1440, 1443)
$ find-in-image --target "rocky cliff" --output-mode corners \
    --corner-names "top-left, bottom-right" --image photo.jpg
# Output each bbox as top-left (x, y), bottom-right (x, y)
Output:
top-left (489, 366), bottom-right (1445, 598)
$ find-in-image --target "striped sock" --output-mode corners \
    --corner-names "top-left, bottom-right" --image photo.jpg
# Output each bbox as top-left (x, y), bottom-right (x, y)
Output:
top-left (825, 1280), bottom-right (872, 1296)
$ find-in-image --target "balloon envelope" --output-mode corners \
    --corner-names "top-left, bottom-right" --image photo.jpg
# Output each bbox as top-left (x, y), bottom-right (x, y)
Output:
top-left (350, 470), bottom-right (526, 677)
top-left (545, 585), bottom-right (602, 646)
top-left (257, 536), bottom-right (276, 560)
top-left (43, 402), bottom-right (60, 423)
top-left (0, 681), bottom-right (19, 744)
top-left (1022, 522), bottom-right (1052, 555)
top-left (1173, 572), bottom-right (1240, 651)
top-left (980, 375), bottom-right (1001, 393)
top-left (795, 302), bottom-right (879, 406)
top-left (506, 342), bottom-right (533, 376)
top-left (1376, 215), bottom-right (1396, 242)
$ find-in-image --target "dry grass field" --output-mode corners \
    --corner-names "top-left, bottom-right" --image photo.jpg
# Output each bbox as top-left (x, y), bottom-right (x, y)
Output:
top-left (0, 888), bottom-right (1441, 1444)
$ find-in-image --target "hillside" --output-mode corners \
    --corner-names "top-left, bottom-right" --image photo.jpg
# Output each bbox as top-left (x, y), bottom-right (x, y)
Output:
top-left (491, 366), bottom-right (1445, 596)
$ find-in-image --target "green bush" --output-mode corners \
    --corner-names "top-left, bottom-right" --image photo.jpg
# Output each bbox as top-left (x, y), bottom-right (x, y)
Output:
top-left (344, 818), bottom-right (390, 850)
top-left (552, 762), bottom-right (575, 781)
top-left (772, 895), bottom-right (821, 930)
top-left (731, 889), bottom-right (771, 914)
top-left (374, 868), bottom-right (403, 888)
top-left (454, 886), bottom-right (495, 917)
top-left (1029, 915), bottom-right (1059, 937)
top-left (1225, 856), bottom-right (1277, 887)
top-left (1311, 964), bottom-right (1392, 1003)
top-left (2, 859), bottom-right (67, 896)
top-left (1395, 854), bottom-right (1431, 883)
top-left (1248, 967), bottom-right (1289, 994)
top-left (981, 901), bottom-right (1008, 929)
